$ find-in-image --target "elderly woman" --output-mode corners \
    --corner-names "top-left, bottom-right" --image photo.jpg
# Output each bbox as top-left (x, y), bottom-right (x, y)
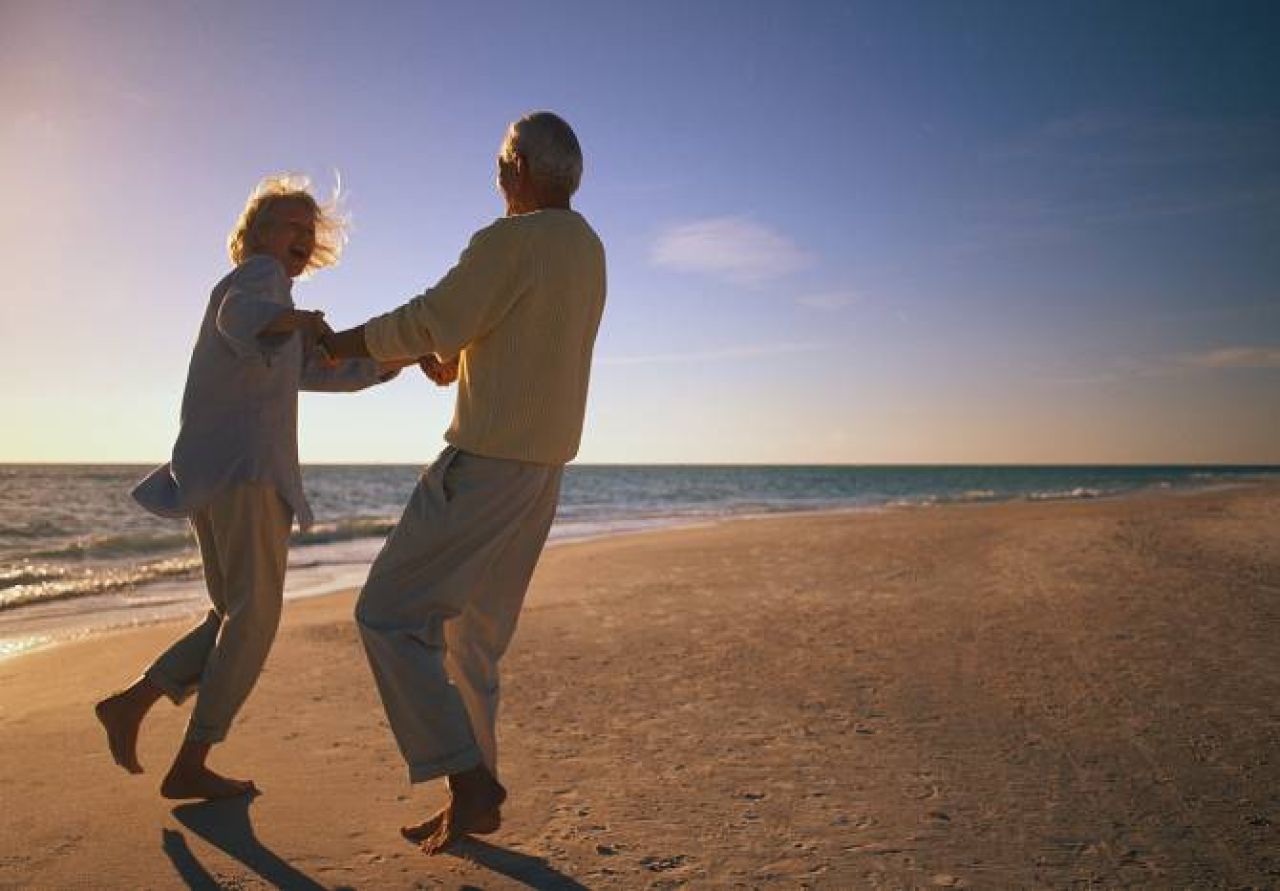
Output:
top-left (95, 176), bottom-right (403, 800)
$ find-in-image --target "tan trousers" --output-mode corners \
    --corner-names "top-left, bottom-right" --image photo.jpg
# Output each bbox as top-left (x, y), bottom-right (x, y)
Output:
top-left (146, 482), bottom-right (292, 744)
top-left (355, 446), bottom-right (562, 783)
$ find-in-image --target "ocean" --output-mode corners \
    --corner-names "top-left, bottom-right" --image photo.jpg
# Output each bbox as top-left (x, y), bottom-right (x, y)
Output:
top-left (1, 463), bottom-right (1275, 657)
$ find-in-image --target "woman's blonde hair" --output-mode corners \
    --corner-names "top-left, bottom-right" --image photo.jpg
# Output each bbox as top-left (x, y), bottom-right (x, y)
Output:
top-left (226, 173), bottom-right (347, 275)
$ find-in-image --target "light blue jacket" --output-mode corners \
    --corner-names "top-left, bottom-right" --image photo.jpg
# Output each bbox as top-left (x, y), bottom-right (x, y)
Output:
top-left (133, 255), bottom-right (388, 529)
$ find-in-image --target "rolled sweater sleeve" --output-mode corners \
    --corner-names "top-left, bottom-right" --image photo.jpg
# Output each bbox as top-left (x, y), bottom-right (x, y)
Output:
top-left (363, 218), bottom-right (532, 362)
top-left (216, 256), bottom-right (290, 357)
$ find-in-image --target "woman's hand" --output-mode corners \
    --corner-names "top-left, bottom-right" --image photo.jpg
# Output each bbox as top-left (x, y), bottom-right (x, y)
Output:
top-left (420, 355), bottom-right (459, 387)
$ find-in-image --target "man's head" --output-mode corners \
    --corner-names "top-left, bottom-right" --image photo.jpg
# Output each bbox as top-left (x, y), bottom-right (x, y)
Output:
top-left (497, 112), bottom-right (583, 215)
top-left (228, 174), bottom-right (347, 278)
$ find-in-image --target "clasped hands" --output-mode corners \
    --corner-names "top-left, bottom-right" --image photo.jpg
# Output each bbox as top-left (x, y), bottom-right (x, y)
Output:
top-left (292, 309), bottom-right (458, 387)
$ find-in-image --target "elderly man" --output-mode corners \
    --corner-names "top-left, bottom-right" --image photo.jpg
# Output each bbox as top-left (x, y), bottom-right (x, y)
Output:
top-left (322, 111), bottom-right (606, 853)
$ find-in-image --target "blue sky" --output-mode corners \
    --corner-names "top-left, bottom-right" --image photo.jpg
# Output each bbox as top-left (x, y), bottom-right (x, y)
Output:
top-left (2, 0), bottom-right (1277, 463)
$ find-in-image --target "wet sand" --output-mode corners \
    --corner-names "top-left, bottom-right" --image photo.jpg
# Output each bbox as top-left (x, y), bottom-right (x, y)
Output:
top-left (1, 484), bottom-right (1277, 888)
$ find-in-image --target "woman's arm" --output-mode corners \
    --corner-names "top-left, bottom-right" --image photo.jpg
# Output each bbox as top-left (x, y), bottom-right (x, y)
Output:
top-left (261, 308), bottom-right (329, 338)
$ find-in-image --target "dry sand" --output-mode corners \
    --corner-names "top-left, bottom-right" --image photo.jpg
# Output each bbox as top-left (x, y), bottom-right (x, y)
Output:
top-left (1, 484), bottom-right (1277, 889)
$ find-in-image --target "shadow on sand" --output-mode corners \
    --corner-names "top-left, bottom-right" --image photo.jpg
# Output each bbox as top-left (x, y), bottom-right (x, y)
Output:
top-left (449, 837), bottom-right (591, 890)
top-left (161, 796), bottom-right (588, 890)
top-left (163, 797), bottom-right (343, 891)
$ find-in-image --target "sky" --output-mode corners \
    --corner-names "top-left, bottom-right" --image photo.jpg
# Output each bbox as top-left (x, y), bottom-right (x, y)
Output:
top-left (1, 0), bottom-right (1277, 464)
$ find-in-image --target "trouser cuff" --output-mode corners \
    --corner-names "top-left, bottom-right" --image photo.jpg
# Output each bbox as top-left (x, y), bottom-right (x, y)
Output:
top-left (408, 746), bottom-right (484, 784)
top-left (144, 666), bottom-right (192, 706)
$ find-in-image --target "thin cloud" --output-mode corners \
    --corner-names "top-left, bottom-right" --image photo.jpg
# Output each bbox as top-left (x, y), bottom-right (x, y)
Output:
top-left (1035, 361), bottom-right (1163, 386)
top-left (1040, 345), bottom-right (1280, 386)
top-left (1038, 372), bottom-right (1128, 386)
top-left (796, 291), bottom-right (857, 311)
top-left (600, 341), bottom-right (824, 366)
top-left (1182, 346), bottom-right (1280, 369)
top-left (651, 217), bottom-right (812, 286)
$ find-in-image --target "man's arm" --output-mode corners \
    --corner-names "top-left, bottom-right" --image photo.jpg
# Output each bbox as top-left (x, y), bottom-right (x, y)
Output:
top-left (335, 219), bottom-right (529, 366)
top-left (320, 325), bottom-right (372, 360)
top-left (322, 319), bottom-right (439, 365)
top-left (319, 328), bottom-right (448, 386)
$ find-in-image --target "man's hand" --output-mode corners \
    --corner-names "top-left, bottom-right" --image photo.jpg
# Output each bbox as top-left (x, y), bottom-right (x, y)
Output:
top-left (291, 312), bottom-right (339, 367)
top-left (320, 325), bottom-right (373, 360)
top-left (420, 355), bottom-right (459, 387)
top-left (312, 319), bottom-right (341, 368)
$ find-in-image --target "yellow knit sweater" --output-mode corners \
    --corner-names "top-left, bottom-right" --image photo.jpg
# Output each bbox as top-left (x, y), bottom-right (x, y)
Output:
top-left (363, 209), bottom-right (606, 464)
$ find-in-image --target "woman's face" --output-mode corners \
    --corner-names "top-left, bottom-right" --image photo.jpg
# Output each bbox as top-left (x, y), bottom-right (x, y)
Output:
top-left (256, 200), bottom-right (316, 278)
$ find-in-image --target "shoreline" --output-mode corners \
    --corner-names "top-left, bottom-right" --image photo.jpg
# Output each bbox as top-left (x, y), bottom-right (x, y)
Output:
top-left (2, 478), bottom-right (1274, 664)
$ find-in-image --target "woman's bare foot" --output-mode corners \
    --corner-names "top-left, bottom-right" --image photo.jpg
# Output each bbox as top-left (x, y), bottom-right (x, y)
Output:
top-left (94, 679), bottom-right (162, 774)
top-left (160, 739), bottom-right (257, 800)
top-left (160, 764), bottom-right (257, 800)
top-left (419, 765), bottom-right (507, 855)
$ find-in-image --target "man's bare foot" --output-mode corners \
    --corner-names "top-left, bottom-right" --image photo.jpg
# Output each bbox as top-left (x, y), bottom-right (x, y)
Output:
top-left (94, 691), bottom-right (150, 774)
top-left (401, 806), bottom-right (447, 842)
top-left (419, 765), bottom-right (507, 855)
top-left (161, 764), bottom-right (258, 801)
top-left (401, 803), bottom-right (503, 843)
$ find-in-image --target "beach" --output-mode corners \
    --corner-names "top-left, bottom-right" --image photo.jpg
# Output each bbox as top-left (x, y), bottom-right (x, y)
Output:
top-left (1, 483), bottom-right (1276, 889)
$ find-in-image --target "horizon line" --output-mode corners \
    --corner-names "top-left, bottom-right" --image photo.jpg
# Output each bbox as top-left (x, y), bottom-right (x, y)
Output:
top-left (2, 460), bottom-right (1278, 469)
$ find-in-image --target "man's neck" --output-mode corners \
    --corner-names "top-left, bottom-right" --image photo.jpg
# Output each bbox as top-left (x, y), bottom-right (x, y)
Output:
top-left (507, 202), bottom-right (571, 216)
top-left (506, 185), bottom-right (572, 215)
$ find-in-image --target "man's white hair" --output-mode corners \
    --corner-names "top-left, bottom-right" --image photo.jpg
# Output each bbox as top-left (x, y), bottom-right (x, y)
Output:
top-left (500, 111), bottom-right (583, 197)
